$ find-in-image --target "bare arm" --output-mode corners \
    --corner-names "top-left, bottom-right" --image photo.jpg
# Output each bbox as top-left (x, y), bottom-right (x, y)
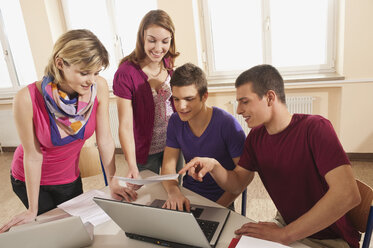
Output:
top-left (235, 165), bottom-right (361, 245)
top-left (215, 157), bottom-right (250, 208)
top-left (283, 165), bottom-right (360, 243)
top-left (95, 77), bottom-right (137, 201)
top-left (179, 157), bottom-right (254, 195)
top-left (116, 97), bottom-right (139, 179)
top-left (161, 146), bottom-right (190, 211)
top-left (0, 87), bottom-right (43, 232)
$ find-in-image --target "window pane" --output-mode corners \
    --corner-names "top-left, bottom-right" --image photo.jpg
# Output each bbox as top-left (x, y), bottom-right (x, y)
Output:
top-left (207, 0), bottom-right (263, 72)
top-left (0, 0), bottom-right (37, 86)
top-left (0, 41), bottom-right (12, 88)
top-left (114, 0), bottom-right (157, 57)
top-left (63, 0), bottom-right (116, 83)
top-left (270, 0), bottom-right (328, 67)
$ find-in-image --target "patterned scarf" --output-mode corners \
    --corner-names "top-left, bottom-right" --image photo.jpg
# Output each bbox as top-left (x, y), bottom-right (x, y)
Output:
top-left (41, 76), bottom-right (97, 146)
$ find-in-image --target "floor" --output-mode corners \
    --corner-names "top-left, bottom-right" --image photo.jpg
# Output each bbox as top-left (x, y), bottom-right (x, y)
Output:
top-left (1, 152), bottom-right (372, 246)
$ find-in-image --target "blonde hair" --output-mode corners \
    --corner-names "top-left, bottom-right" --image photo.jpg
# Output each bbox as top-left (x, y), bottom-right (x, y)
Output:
top-left (119, 9), bottom-right (179, 70)
top-left (44, 29), bottom-right (109, 84)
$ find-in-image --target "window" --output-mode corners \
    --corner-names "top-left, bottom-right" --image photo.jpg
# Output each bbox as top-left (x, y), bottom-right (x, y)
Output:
top-left (61, 0), bottom-right (157, 86)
top-left (0, 35), bottom-right (13, 89)
top-left (0, 1), bottom-right (37, 93)
top-left (201, 0), bottom-right (336, 82)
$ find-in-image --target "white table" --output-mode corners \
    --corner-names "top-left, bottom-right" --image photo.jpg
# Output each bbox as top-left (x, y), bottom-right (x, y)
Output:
top-left (42, 170), bottom-right (309, 247)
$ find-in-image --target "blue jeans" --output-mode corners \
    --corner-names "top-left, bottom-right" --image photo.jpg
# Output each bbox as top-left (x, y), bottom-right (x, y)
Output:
top-left (11, 174), bottom-right (83, 215)
top-left (138, 151), bottom-right (184, 175)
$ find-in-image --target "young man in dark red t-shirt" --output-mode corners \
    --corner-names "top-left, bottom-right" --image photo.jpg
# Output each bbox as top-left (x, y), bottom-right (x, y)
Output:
top-left (179, 65), bottom-right (361, 248)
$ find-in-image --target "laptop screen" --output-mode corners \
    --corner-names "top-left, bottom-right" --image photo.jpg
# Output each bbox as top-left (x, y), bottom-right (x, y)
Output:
top-left (0, 216), bottom-right (93, 248)
top-left (93, 197), bottom-right (230, 248)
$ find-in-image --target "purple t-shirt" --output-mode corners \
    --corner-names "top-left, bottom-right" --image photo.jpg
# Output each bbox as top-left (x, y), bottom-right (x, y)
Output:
top-left (239, 114), bottom-right (360, 248)
top-left (113, 59), bottom-right (174, 164)
top-left (166, 107), bottom-right (246, 202)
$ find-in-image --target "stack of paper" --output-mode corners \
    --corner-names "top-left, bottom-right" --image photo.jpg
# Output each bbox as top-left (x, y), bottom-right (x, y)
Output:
top-left (236, 236), bottom-right (290, 248)
top-left (113, 174), bottom-right (179, 185)
top-left (57, 190), bottom-right (111, 226)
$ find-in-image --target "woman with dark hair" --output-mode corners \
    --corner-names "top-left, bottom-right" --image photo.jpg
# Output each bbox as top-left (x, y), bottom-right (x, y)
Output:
top-left (113, 10), bottom-right (182, 178)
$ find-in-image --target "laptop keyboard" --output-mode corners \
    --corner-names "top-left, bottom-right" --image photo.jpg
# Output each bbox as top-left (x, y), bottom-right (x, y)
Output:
top-left (190, 207), bottom-right (203, 218)
top-left (149, 199), bottom-right (220, 242)
top-left (196, 219), bottom-right (219, 242)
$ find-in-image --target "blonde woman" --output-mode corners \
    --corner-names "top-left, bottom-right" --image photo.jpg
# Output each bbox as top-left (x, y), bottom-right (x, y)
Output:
top-left (0, 29), bottom-right (136, 233)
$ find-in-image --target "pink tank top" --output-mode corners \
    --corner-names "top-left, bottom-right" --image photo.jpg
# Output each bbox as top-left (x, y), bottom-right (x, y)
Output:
top-left (11, 83), bottom-right (98, 185)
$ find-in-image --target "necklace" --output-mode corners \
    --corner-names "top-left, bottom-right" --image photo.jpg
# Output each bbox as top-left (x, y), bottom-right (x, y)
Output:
top-left (148, 63), bottom-right (165, 78)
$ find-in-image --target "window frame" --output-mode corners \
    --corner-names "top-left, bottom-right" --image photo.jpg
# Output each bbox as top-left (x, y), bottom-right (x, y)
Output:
top-left (200, 0), bottom-right (338, 83)
top-left (61, 0), bottom-right (157, 87)
top-left (61, 0), bottom-right (118, 85)
top-left (0, 3), bottom-right (38, 99)
top-left (0, 9), bottom-right (20, 91)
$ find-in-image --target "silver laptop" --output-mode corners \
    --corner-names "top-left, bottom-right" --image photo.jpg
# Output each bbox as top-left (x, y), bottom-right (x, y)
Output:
top-left (0, 216), bottom-right (93, 248)
top-left (93, 197), bottom-right (230, 248)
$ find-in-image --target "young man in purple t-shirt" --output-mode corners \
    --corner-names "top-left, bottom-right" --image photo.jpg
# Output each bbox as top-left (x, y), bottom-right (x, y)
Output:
top-left (180, 65), bottom-right (361, 248)
top-left (161, 63), bottom-right (246, 211)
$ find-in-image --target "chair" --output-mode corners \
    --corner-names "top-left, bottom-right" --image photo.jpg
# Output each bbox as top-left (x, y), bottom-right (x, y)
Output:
top-left (99, 156), bottom-right (108, 186)
top-left (346, 179), bottom-right (373, 248)
top-left (241, 189), bottom-right (247, 216)
top-left (78, 137), bottom-right (108, 186)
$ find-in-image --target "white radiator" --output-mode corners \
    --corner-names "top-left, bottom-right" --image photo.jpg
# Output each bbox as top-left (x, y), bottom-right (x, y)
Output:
top-left (109, 102), bottom-right (121, 148)
top-left (0, 109), bottom-right (20, 147)
top-left (109, 96), bottom-right (314, 146)
top-left (286, 96), bottom-right (314, 115)
top-left (230, 96), bottom-right (314, 135)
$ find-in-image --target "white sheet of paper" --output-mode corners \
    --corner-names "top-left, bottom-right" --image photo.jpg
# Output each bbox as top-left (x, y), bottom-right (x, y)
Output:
top-left (113, 174), bottom-right (179, 185)
top-left (57, 189), bottom-right (111, 226)
top-left (236, 236), bottom-right (290, 248)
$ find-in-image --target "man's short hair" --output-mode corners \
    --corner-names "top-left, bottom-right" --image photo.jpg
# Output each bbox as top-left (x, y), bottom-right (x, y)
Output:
top-left (170, 63), bottom-right (207, 99)
top-left (235, 64), bottom-right (286, 103)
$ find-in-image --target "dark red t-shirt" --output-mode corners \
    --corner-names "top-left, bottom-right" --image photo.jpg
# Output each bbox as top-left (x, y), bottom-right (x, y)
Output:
top-left (239, 114), bottom-right (360, 248)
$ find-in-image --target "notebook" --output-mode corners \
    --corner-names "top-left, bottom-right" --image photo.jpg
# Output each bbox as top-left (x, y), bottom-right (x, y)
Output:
top-left (0, 216), bottom-right (93, 248)
top-left (93, 197), bottom-right (231, 248)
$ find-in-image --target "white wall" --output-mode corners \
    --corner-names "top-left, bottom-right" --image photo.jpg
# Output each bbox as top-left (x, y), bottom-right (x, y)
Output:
top-left (1, 0), bottom-right (373, 153)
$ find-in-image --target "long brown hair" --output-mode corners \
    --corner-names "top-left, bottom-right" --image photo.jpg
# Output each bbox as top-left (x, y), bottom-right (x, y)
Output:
top-left (119, 9), bottom-right (179, 70)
